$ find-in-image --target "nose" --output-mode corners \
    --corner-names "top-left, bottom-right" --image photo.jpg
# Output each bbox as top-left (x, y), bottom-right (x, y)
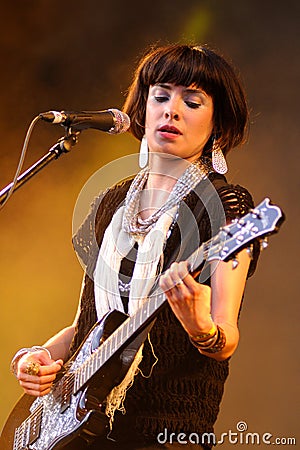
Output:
top-left (164, 110), bottom-right (179, 120)
top-left (164, 97), bottom-right (180, 120)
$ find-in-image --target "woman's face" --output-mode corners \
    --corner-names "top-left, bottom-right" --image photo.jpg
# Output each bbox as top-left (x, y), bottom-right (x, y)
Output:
top-left (145, 83), bottom-right (214, 162)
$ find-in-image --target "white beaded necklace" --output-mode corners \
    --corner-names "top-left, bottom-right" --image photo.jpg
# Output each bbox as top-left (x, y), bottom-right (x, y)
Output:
top-left (122, 158), bottom-right (211, 237)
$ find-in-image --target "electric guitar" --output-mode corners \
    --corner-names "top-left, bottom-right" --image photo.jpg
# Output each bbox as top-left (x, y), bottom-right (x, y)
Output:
top-left (0, 198), bottom-right (284, 450)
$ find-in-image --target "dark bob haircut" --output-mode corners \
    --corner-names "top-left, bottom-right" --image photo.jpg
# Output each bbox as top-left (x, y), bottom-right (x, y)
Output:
top-left (123, 44), bottom-right (249, 156)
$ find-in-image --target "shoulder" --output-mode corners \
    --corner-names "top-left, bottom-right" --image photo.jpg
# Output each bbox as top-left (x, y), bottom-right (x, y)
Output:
top-left (209, 173), bottom-right (260, 278)
top-left (100, 176), bottom-right (134, 205)
top-left (191, 173), bottom-right (259, 278)
top-left (72, 176), bottom-right (134, 270)
top-left (208, 173), bottom-right (255, 220)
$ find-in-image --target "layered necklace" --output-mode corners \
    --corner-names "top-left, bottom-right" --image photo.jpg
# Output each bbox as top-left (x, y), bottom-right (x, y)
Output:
top-left (122, 157), bottom-right (212, 237)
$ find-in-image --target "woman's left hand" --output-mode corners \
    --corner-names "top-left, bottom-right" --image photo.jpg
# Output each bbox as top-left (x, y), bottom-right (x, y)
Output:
top-left (159, 261), bottom-right (213, 336)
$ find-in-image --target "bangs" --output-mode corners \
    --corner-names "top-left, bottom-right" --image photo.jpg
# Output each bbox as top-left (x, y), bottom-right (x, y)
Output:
top-left (141, 46), bottom-right (218, 97)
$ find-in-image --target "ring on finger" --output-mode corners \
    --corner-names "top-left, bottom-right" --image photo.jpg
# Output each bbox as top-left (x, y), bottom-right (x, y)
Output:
top-left (176, 279), bottom-right (184, 286)
top-left (25, 361), bottom-right (40, 376)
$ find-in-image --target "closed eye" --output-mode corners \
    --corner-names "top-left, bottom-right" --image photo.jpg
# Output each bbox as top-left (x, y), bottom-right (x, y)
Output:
top-left (185, 101), bottom-right (201, 109)
top-left (154, 96), bottom-right (169, 103)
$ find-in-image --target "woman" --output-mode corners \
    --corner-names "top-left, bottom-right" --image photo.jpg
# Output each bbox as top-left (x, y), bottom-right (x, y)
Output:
top-left (10, 44), bottom-right (259, 449)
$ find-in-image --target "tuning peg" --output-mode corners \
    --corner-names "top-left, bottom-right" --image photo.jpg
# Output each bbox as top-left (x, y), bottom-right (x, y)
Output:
top-left (232, 258), bottom-right (239, 269)
top-left (247, 244), bottom-right (254, 259)
top-left (260, 237), bottom-right (269, 250)
top-left (250, 208), bottom-right (261, 218)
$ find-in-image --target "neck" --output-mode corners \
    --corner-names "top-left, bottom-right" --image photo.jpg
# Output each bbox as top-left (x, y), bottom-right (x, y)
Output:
top-left (140, 154), bottom-right (197, 220)
top-left (146, 153), bottom-right (192, 192)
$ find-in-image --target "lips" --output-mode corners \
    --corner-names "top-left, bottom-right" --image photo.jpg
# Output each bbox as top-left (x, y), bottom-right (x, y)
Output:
top-left (158, 124), bottom-right (182, 135)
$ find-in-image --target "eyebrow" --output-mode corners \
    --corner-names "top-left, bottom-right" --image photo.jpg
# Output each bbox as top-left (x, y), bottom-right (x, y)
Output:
top-left (155, 83), bottom-right (207, 96)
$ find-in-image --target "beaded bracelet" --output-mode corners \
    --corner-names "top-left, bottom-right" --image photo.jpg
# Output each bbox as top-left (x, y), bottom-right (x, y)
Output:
top-left (10, 346), bottom-right (52, 376)
top-left (189, 332), bottom-right (218, 349)
top-left (201, 326), bottom-right (226, 353)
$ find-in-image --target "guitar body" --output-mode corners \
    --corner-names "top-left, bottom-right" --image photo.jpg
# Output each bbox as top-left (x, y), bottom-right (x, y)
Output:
top-left (1, 310), bottom-right (153, 450)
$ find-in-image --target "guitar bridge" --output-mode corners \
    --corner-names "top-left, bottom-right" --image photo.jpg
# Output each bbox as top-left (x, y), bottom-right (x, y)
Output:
top-left (13, 404), bottom-right (42, 450)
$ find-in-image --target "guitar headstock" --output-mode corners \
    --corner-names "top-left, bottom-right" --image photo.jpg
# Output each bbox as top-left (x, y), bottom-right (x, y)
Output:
top-left (206, 198), bottom-right (285, 263)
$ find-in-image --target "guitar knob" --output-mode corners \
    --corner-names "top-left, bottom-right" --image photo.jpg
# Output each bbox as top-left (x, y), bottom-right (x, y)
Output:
top-left (247, 244), bottom-right (254, 259)
top-left (260, 237), bottom-right (269, 250)
top-left (232, 258), bottom-right (239, 269)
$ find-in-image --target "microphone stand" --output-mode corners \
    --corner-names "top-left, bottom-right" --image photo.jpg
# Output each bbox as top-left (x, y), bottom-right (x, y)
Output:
top-left (0, 131), bottom-right (79, 207)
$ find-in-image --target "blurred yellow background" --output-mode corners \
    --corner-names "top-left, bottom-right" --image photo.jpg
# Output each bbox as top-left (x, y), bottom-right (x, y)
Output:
top-left (0, 0), bottom-right (298, 445)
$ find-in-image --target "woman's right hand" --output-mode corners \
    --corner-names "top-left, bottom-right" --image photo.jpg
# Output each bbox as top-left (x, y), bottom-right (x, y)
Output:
top-left (16, 350), bottom-right (63, 397)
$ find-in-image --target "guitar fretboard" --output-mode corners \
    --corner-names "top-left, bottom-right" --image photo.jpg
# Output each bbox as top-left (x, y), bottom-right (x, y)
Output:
top-left (73, 289), bottom-right (166, 393)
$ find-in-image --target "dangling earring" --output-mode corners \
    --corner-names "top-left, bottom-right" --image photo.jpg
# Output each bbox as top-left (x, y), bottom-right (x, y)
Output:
top-left (139, 135), bottom-right (149, 168)
top-left (212, 138), bottom-right (228, 174)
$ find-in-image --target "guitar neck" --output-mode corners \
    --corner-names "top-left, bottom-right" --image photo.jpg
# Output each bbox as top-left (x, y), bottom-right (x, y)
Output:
top-left (72, 289), bottom-right (166, 392)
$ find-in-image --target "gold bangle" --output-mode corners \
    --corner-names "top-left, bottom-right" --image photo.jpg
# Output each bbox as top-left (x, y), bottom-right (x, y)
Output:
top-left (189, 323), bottom-right (218, 342)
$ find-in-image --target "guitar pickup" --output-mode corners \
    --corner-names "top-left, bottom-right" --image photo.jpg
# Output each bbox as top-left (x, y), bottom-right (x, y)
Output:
top-left (59, 374), bottom-right (74, 413)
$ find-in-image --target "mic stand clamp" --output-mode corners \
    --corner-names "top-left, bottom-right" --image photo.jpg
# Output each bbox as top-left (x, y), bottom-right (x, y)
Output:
top-left (0, 130), bottom-right (80, 207)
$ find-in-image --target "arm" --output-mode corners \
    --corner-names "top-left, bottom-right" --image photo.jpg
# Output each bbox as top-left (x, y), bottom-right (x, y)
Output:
top-left (159, 248), bottom-right (250, 361)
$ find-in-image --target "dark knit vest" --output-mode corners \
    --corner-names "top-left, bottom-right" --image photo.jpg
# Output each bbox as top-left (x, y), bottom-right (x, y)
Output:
top-left (70, 173), bottom-right (259, 448)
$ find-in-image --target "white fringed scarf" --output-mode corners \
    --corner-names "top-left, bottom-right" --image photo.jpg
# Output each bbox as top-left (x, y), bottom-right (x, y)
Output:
top-left (93, 161), bottom-right (209, 429)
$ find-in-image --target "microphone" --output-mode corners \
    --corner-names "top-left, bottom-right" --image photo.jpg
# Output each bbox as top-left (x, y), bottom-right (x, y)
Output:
top-left (39, 108), bottom-right (130, 134)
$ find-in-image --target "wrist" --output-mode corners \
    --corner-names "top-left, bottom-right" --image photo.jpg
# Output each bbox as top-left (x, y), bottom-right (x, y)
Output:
top-left (10, 346), bottom-right (52, 377)
top-left (189, 317), bottom-right (217, 342)
top-left (189, 325), bottom-right (226, 353)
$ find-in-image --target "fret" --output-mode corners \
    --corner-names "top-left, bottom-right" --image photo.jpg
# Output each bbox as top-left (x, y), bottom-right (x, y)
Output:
top-left (115, 327), bottom-right (121, 348)
top-left (87, 358), bottom-right (92, 379)
top-left (79, 367), bottom-right (84, 387)
top-left (81, 364), bottom-right (85, 385)
top-left (74, 372), bottom-right (78, 392)
top-left (83, 363), bottom-right (88, 384)
top-left (123, 318), bottom-right (130, 341)
top-left (133, 311), bottom-right (138, 331)
top-left (94, 349), bottom-right (100, 372)
top-left (129, 319), bottom-right (134, 334)
top-left (106, 337), bottom-right (112, 360)
top-left (75, 369), bottom-right (80, 390)
top-left (120, 320), bottom-right (127, 342)
top-left (110, 334), bottom-right (117, 355)
top-left (142, 304), bottom-right (148, 319)
top-left (135, 308), bottom-right (141, 330)
top-left (77, 370), bottom-right (81, 392)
